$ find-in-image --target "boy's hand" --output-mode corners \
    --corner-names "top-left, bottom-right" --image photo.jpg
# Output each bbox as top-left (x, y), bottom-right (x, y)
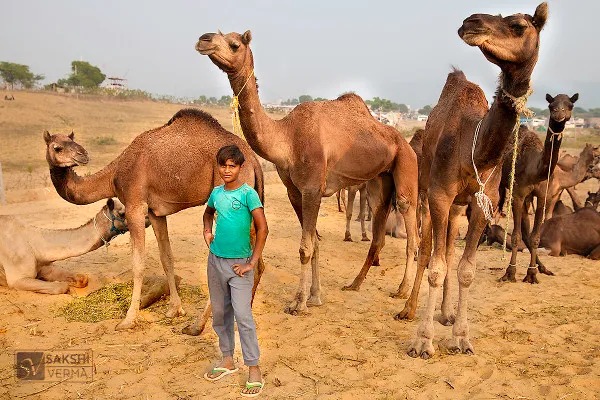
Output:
top-left (203, 231), bottom-right (214, 248)
top-left (232, 262), bottom-right (254, 277)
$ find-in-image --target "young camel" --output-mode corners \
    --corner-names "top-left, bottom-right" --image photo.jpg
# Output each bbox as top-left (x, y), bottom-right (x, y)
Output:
top-left (0, 199), bottom-right (128, 294)
top-left (499, 93), bottom-right (578, 284)
top-left (196, 31), bottom-right (419, 314)
top-left (44, 109), bottom-right (265, 331)
top-left (396, 4), bottom-right (549, 359)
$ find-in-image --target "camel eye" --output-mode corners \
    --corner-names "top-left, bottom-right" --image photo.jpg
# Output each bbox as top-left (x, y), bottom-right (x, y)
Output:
top-left (229, 42), bottom-right (240, 51)
top-left (54, 145), bottom-right (63, 152)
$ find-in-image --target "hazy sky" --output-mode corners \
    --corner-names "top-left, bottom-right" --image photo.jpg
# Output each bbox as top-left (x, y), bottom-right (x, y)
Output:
top-left (2, 0), bottom-right (599, 109)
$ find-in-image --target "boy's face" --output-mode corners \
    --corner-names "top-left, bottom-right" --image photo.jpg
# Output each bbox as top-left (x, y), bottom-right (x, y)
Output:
top-left (218, 159), bottom-right (242, 183)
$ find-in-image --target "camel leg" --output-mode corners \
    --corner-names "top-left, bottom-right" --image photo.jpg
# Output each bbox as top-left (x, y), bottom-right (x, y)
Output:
top-left (447, 198), bottom-right (488, 355)
top-left (394, 194), bottom-right (431, 317)
top-left (12, 277), bottom-right (70, 294)
top-left (307, 236), bottom-right (322, 306)
top-left (359, 184), bottom-right (370, 241)
top-left (285, 189), bottom-right (321, 315)
top-left (344, 187), bottom-right (358, 241)
top-left (37, 264), bottom-right (88, 288)
top-left (518, 206), bottom-right (551, 276)
top-left (366, 197), bottom-right (372, 221)
top-left (500, 198), bottom-right (524, 283)
top-left (390, 202), bottom-right (417, 299)
top-left (342, 176), bottom-right (392, 291)
top-left (116, 205), bottom-right (147, 331)
top-left (148, 213), bottom-right (185, 318)
top-left (408, 188), bottom-right (452, 359)
top-left (566, 186), bottom-right (584, 210)
top-left (588, 244), bottom-right (600, 260)
top-left (524, 197), bottom-right (551, 283)
top-left (439, 204), bottom-right (464, 326)
top-left (336, 190), bottom-right (343, 213)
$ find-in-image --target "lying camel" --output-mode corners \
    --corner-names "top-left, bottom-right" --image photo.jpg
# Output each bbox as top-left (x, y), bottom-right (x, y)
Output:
top-left (540, 208), bottom-right (600, 258)
top-left (0, 199), bottom-right (128, 294)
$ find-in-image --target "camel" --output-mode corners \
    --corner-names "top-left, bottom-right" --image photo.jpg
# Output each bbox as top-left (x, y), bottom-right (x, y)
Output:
top-left (586, 189), bottom-right (600, 210)
top-left (499, 93), bottom-right (578, 284)
top-left (0, 199), bottom-right (128, 294)
top-left (480, 224), bottom-right (527, 252)
top-left (396, 3), bottom-right (549, 359)
top-left (340, 183), bottom-right (370, 242)
top-left (44, 109), bottom-right (265, 332)
top-left (196, 31), bottom-right (419, 314)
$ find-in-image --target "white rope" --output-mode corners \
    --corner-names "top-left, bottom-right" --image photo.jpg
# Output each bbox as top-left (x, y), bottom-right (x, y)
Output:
top-left (471, 118), bottom-right (497, 222)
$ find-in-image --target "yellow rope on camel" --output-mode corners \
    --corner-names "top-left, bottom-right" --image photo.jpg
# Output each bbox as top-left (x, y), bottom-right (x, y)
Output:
top-left (501, 84), bottom-right (534, 259)
top-left (230, 69), bottom-right (254, 137)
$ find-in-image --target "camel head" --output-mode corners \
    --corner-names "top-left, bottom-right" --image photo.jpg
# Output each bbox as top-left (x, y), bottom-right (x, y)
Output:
top-left (546, 93), bottom-right (578, 123)
top-left (97, 198), bottom-right (150, 241)
top-left (586, 190), bottom-right (600, 209)
top-left (44, 130), bottom-right (89, 168)
top-left (458, 3), bottom-right (548, 69)
top-left (196, 30), bottom-right (253, 75)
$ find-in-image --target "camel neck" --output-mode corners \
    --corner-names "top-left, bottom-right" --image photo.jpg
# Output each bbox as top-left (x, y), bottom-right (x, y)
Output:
top-left (561, 148), bottom-right (595, 188)
top-left (539, 122), bottom-right (564, 179)
top-left (227, 57), bottom-right (290, 167)
top-left (34, 215), bottom-right (117, 263)
top-left (50, 164), bottom-right (116, 205)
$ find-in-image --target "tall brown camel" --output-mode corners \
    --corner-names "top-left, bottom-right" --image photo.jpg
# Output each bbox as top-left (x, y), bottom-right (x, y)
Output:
top-left (196, 31), bottom-right (419, 314)
top-left (499, 93), bottom-right (578, 284)
top-left (396, 3), bottom-right (549, 359)
top-left (0, 199), bottom-right (128, 294)
top-left (44, 109), bottom-right (265, 332)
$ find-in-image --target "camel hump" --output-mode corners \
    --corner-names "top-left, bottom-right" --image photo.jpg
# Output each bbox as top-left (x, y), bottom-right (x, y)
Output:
top-left (166, 108), bottom-right (225, 130)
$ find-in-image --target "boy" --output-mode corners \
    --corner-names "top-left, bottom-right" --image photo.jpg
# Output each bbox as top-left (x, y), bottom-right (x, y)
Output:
top-left (203, 144), bottom-right (268, 397)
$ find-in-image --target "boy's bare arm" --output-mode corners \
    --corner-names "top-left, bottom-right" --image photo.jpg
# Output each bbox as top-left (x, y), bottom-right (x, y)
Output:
top-left (232, 207), bottom-right (268, 277)
top-left (203, 206), bottom-right (216, 248)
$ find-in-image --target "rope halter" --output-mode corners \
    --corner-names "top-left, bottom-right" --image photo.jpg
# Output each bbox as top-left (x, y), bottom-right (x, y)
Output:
top-left (230, 68), bottom-right (255, 137)
top-left (471, 119), bottom-right (497, 223)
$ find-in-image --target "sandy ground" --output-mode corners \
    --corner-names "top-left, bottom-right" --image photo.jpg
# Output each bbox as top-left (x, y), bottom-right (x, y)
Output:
top-left (1, 175), bottom-right (600, 400)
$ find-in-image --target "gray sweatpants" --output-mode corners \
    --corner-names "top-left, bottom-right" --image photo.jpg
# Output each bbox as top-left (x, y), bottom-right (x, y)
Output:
top-left (207, 252), bottom-right (260, 366)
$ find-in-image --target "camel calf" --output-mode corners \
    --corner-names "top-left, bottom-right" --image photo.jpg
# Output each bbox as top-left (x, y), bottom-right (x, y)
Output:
top-left (0, 199), bottom-right (129, 294)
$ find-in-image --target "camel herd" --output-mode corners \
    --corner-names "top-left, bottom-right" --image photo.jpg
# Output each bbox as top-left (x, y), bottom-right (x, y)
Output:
top-left (3, 2), bottom-right (600, 361)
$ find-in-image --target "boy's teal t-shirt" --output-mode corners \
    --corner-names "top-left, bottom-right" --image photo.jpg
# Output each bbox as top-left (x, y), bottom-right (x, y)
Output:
top-left (207, 183), bottom-right (263, 258)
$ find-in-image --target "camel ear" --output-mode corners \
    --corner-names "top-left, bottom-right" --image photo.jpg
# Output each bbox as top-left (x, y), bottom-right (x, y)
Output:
top-left (68, 130), bottom-right (75, 140)
top-left (241, 30), bottom-right (252, 45)
top-left (570, 93), bottom-right (579, 103)
top-left (107, 198), bottom-right (115, 211)
top-left (532, 2), bottom-right (548, 31)
top-left (43, 130), bottom-right (52, 144)
top-left (545, 93), bottom-right (554, 104)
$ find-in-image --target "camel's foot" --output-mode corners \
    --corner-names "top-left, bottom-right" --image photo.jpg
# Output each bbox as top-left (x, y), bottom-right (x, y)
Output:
top-left (523, 270), bottom-right (540, 284)
top-left (354, 217), bottom-right (361, 222)
top-left (447, 335), bottom-right (474, 355)
top-left (394, 303), bottom-right (416, 320)
top-left (284, 300), bottom-right (308, 316)
top-left (499, 270), bottom-right (517, 282)
top-left (54, 282), bottom-right (70, 294)
top-left (165, 304), bottom-right (186, 318)
top-left (373, 256), bottom-right (380, 267)
top-left (537, 264), bottom-right (554, 276)
top-left (361, 235), bottom-right (370, 242)
top-left (438, 313), bottom-right (455, 327)
top-left (407, 337), bottom-right (435, 359)
top-left (343, 235), bottom-right (353, 242)
top-left (70, 274), bottom-right (89, 288)
top-left (341, 280), bottom-right (362, 291)
top-left (115, 316), bottom-right (138, 331)
top-left (306, 295), bottom-right (323, 307)
top-left (182, 323), bottom-right (203, 336)
top-left (390, 287), bottom-right (410, 299)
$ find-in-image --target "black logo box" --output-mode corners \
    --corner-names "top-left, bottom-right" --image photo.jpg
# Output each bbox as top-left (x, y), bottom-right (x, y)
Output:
top-left (15, 350), bottom-right (94, 382)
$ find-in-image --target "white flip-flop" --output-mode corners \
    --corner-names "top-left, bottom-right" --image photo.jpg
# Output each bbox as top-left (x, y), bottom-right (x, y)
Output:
top-left (203, 366), bottom-right (239, 382)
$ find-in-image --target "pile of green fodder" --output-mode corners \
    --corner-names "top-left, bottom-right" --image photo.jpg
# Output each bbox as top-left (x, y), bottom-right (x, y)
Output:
top-left (54, 282), bottom-right (204, 323)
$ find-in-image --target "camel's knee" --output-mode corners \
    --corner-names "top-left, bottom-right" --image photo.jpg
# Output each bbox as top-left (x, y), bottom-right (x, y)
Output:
top-left (427, 260), bottom-right (446, 287)
top-left (396, 196), bottom-right (410, 214)
top-left (299, 239), bottom-right (314, 264)
top-left (457, 262), bottom-right (475, 287)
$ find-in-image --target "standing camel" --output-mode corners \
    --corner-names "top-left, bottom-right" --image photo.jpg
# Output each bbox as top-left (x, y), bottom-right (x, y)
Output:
top-left (44, 109), bottom-right (265, 331)
top-left (340, 183), bottom-right (370, 242)
top-left (397, 3), bottom-right (549, 359)
top-left (499, 93), bottom-right (578, 284)
top-left (196, 31), bottom-right (418, 314)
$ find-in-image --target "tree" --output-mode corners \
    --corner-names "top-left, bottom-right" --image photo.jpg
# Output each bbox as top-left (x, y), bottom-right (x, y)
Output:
top-left (195, 95), bottom-right (207, 104)
top-left (0, 62), bottom-right (44, 89)
top-left (419, 105), bottom-right (432, 115)
top-left (314, 97), bottom-right (328, 101)
top-left (397, 103), bottom-right (409, 113)
top-left (298, 95), bottom-right (313, 103)
top-left (282, 98), bottom-right (299, 105)
top-left (208, 96), bottom-right (217, 104)
top-left (365, 97), bottom-right (407, 113)
top-left (573, 106), bottom-right (587, 114)
top-left (62, 61), bottom-right (105, 88)
top-left (218, 95), bottom-right (232, 106)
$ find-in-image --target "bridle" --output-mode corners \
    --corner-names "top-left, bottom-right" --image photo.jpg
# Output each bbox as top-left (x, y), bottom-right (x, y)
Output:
top-left (93, 207), bottom-right (127, 247)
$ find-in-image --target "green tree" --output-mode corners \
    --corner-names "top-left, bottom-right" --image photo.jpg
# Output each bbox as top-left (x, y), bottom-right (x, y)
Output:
top-left (573, 106), bottom-right (587, 114)
top-left (0, 62), bottom-right (44, 89)
top-left (298, 95), bottom-right (313, 103)
top-left (419, 105), bottom-right (432, 115)
top-left (218, 95), bottom-right (232, 106)
top-left (194, 95), bottom-right (207, 104)
top-left (365, 97), bottom-right (405, 112)
top-left (314, 97), bottom-right (328, 101)
top-left (282, 98), bottom-right (299, 105)
top-left (63, 61), bottom-right (105, 88)
top-left (529, 106), bottom-right (543, 116)
top-left (397, 104), bottom-right (409, 113)
top-left (208, 96), bottom-right (217, 104)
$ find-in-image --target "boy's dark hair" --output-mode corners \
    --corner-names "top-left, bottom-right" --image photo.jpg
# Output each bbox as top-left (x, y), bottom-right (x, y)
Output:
top-left (216, 144), bottom-right (245, 166)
